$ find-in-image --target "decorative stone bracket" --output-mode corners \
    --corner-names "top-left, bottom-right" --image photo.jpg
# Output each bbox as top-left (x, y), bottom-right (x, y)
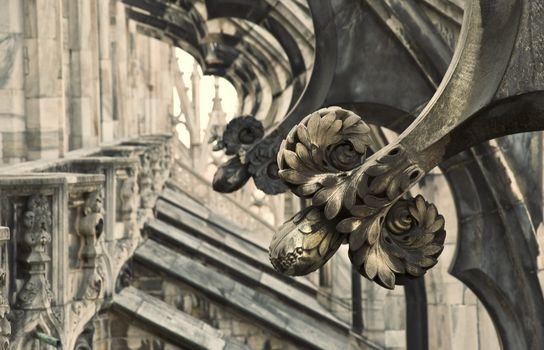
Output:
top-left (269, 108), bottom-right (445, 289)
top-left (77, 190), bottom-right (104, 269)
top-left (121, 135), bottom-right (174, 227)
top-left (211, 116), bottom-right (288, 194)
top-left (268, 0), bottom-right (544, 296)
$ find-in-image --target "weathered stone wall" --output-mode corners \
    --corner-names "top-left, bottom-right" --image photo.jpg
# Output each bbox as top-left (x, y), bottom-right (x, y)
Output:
top-left (0, 0), bottom-right (26, 164)
top-left (416, 170), bottom-right (501, 350)
top-left (93, 311), bottom-right (186, 350)
top-left (0, 0), bottom-right (174, 165)
top-left (133, 263), bottom-right (308, 350)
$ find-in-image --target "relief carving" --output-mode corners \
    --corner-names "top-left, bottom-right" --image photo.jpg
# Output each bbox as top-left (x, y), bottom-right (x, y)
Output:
top-left (138, 150), bottom-right (156, 225)
top-left (16, 195), bottom-right (54, 309)
top-left (69, 190), bottom-right (106, 349)
top-left (150, 147), bottom-right (163, 193)
top-left (12, 195), bottom-right (62, 349)
top-left (120, 166), bottom-right (139, 236)
top-left (0, 227), bottom-right (10, 350)
top-left (162, 141), bottom-right (173, 182)
top-left (78, 191), bottom-right (104, 268)
top-left (269, 108), bottom-right (446, 289)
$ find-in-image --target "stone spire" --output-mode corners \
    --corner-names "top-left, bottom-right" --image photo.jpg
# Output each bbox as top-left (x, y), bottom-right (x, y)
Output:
top-left (190, 60), bottom-right (201, 131)
top-left (210, 77), bottom-right (227, 126)
top-left (212, 78), bottom-right (223, 111)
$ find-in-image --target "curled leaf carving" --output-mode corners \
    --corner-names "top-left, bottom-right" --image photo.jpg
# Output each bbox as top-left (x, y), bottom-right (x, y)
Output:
top-left (211, 116), bottom-right (289, 193)
top-left (271, 107), bottom-right (446, 289)
top-left (277, 107), bottom-right (372, 196)
top-left (269, 207), bottom-right (343, 276)
top-left (212, 116), bottom-right (265, 155)
top-left (346, 195), bottom-right (445, 289)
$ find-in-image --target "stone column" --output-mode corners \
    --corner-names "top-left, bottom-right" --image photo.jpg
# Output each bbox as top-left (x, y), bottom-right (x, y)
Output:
top-left (190, 61), bottom-right (202, 167)
top-left (111, 0), bottom-right (130, 139)
top-left (155, 41), bottom-right (173, 134)
top-left (66, 0), bottom-right (101, 150)
top-left (98, 0), bottom-right (114, 143)
top-left (0, 0), bottom-right (26, 164)
top-left (23, 0), bottom-right (66, 160)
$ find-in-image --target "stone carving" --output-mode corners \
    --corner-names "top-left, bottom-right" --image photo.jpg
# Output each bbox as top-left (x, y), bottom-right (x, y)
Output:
top-left (69, 189), bottom-right (106, 350)
top-left (120, 166), bottom-right (139, 235)
top-left (0, 227), bottom-right (10, 350)
top-left (16, 195), bottom-right (54, 309)
top-left (269, 107), bottom-right (445, 289)
top-left (247, 131), bottom-right (286, 195)
top-left (12, 195), bottom-right (62, 349)
top-left (211, 116), bottom-right (264, 155)
top-left (115, 261), bottom-right (133, 293)
top-left (212, 116), bottom-right (288, 194)
top-left (112, 238), bottom-right (138, 289)
top-left (138, 150), bottom-right (156, 225)
top-left (162, 141), bottom-right (173, 182)
top-left (150, 147), bottom-right (164, 193)
top-left (78, 190), bottom-right (104, 268)
top-left (74, 319), bottom-right (95, 350)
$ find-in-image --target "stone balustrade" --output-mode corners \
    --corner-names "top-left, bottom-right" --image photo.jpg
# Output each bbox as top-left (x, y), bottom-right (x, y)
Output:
top-left (0, 135), bottom-right (173, 349)
top-left (170, 138), bottom-right (276, 244)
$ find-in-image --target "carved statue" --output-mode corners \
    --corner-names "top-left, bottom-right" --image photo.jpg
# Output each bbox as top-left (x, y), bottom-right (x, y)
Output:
top-left (16, 195), bottom-right (54, 309)
top-left (120, 166), bottom-right (139, 235)
top-left (12, 195), bottom-right (62, 349)
top-left (78, 190), bottom-right (104, 268)
top-left (269, 107), bottom-right (445, 288)
top-left (138, 150), bottom-right (156, 225)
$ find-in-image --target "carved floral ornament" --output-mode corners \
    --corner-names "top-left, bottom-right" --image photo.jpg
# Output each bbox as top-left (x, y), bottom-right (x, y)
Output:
top-left (269, 107), bottom-right (445, 289)
top-left (211, 115), bottom-right (288, 194)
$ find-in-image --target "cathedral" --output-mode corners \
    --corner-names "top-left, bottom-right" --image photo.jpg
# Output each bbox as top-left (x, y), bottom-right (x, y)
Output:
top-left (0, 0), bottom-right (543, 349)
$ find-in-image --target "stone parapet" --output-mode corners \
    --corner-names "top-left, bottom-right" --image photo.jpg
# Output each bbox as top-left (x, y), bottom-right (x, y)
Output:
top-left (0, 134), bottom-right (173, 349)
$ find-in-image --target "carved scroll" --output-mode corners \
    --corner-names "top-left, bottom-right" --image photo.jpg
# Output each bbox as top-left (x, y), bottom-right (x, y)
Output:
top-left (270, 107), bottom-right (446, 289)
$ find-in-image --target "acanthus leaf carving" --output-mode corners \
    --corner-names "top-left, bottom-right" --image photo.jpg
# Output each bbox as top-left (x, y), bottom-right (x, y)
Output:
top-left (269, 206), bottom-right (343, 276)
top-left (270, 107), bottom-right (446, 289)
top-left (211, 116), bottom-right (288, 194)
top-left (210, 115), bottom-right (264, 155)
top-left (247, 131), bottom-right (287, 194)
